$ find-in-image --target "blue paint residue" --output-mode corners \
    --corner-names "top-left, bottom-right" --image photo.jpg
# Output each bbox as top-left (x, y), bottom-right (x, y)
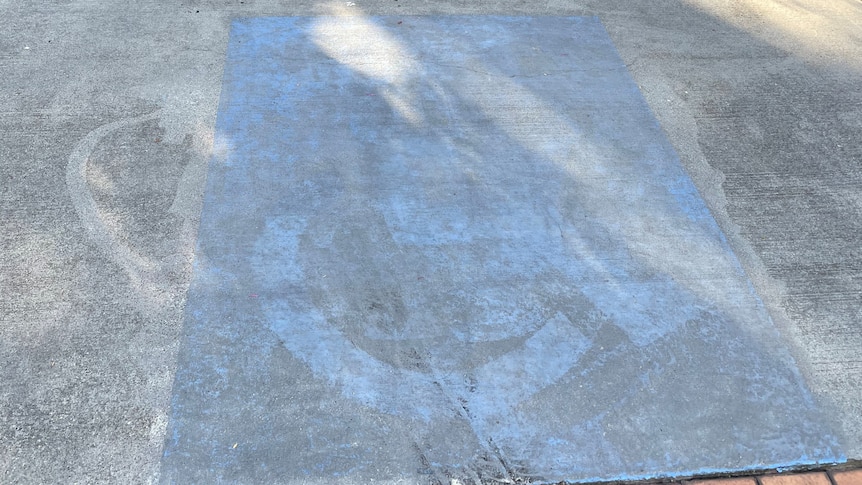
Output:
top-left (161, 15), bottom-right (846, 484)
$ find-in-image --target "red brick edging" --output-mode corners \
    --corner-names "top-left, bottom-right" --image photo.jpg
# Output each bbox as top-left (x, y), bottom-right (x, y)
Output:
top-left (552, 464), bottom-right (862, 485)
top-left (688, 468), bottom-right (862, 485)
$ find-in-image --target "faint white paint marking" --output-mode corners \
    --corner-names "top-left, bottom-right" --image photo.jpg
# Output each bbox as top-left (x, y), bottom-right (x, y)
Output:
top-left (65, 110), bottom-right (170, 313)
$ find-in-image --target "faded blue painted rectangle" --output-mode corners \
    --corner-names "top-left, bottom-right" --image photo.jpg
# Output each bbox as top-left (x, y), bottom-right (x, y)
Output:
top-left (161, 16), bottom-right (843, 484)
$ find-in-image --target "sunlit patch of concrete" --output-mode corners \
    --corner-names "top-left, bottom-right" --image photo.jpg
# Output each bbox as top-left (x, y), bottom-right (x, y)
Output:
top-left (312, 4), bottom-right (426, 126)
top-left (685, 0), bottom-right (862, 73)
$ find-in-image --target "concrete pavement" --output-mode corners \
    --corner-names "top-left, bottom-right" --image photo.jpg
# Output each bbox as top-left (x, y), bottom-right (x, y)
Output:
top-left (2, 1), bottom-right (861, 483)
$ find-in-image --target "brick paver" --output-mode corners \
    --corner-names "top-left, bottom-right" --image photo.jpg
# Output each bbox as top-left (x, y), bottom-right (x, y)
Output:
top-left (663, 466), bottom-right (862, 485)
top-left (759, 472), bottom-right (832, 485)
top-left (831, 469), bottom-right (862, 485)
top-left (690, 478), bottom-right (758, 485)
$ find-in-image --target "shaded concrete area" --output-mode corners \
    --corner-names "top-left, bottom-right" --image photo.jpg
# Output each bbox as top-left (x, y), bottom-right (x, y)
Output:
top-left (161, 15), bottom-right (841, 483)
top-left (1, 1), bottom-right (860, 483)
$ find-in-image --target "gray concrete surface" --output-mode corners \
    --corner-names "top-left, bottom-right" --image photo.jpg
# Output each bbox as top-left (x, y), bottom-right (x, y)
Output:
top-left (1, 1), bottom-right (860, 484)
